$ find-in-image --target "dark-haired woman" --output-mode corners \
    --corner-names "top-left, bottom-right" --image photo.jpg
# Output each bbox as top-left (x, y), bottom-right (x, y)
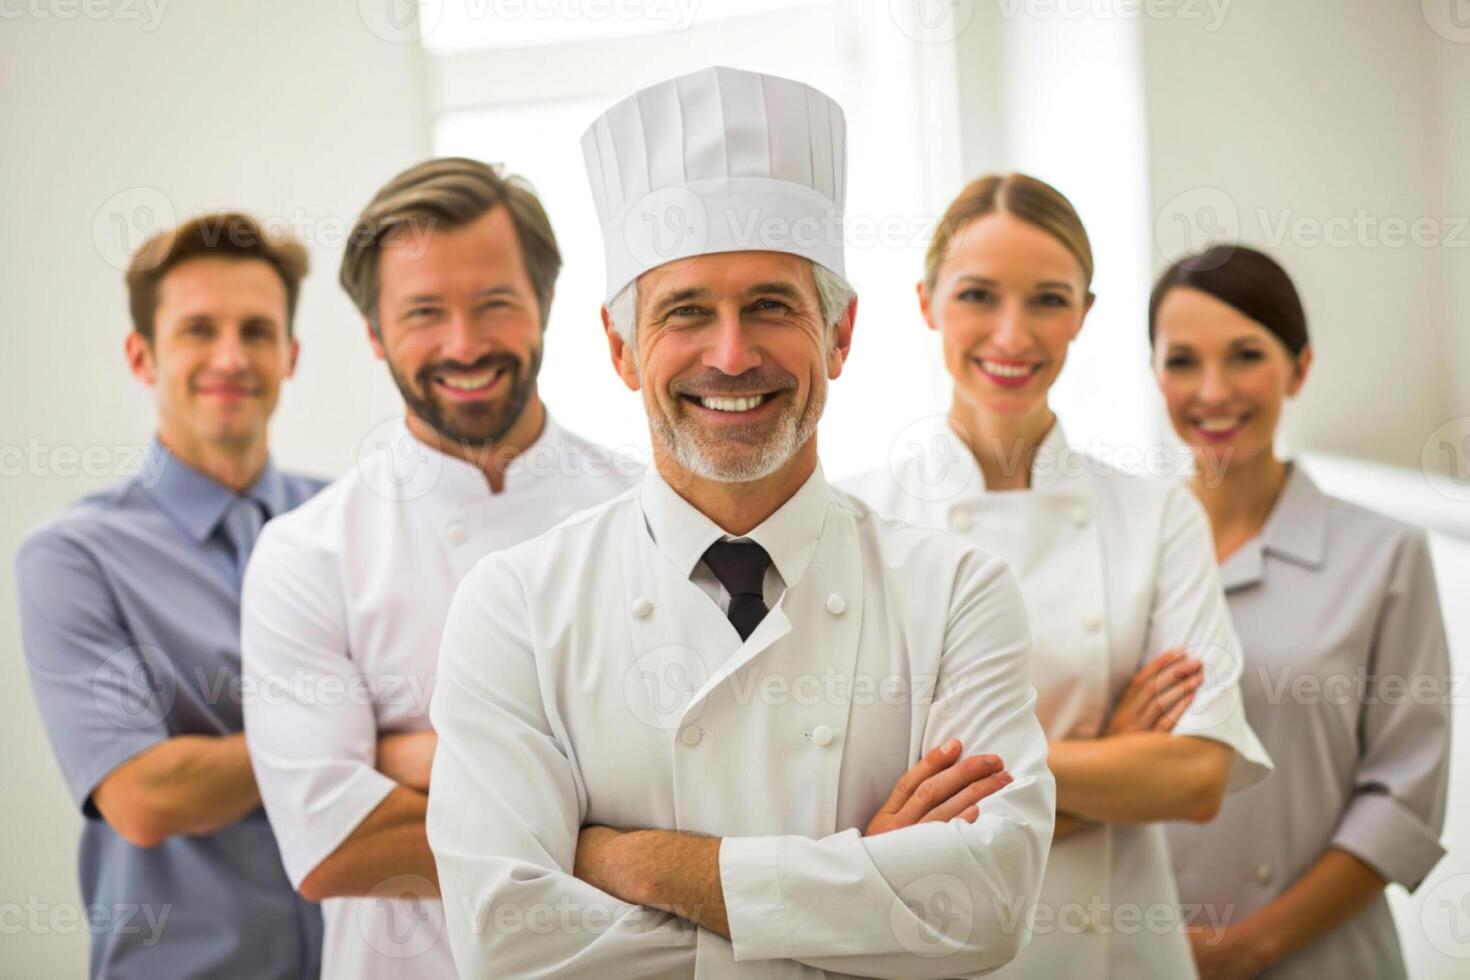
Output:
top-left (845, 175), bottom-right (1273, 977)
top-left (1152, 245), bottom-right (1451, 979)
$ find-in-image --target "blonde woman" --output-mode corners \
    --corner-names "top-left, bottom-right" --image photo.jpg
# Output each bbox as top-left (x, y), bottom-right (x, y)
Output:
top-left (1151, 245), bottom-right (1450, 979)
top-left (844, 173), bottom-right (1271, 977)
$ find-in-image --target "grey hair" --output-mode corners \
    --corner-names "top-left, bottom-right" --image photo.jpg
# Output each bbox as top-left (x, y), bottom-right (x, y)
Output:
top-left (604, 260), bottom-right (856, 346)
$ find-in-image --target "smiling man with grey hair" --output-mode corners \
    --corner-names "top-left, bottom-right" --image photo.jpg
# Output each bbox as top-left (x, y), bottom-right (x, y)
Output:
top-left (428, 66), bottom-right (1054, 979)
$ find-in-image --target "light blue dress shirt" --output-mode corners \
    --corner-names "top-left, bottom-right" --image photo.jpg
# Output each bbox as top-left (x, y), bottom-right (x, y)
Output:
top-left (16, 438), bottom-right (326, 979)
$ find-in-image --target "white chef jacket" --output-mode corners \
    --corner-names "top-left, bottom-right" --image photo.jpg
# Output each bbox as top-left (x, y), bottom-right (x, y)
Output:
top-left (240, 415), bottom-right (638, 980)
top-left (427, 462), bottom-right (1057, 979)
top-left (1167, 464), bottom-right (1450, 979)
top-left (842, 419), bottom-right (1272, 979)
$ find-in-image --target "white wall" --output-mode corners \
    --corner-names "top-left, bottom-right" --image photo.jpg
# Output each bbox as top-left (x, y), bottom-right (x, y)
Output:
top-left (0, 2), bottom-right (431, 974)
top-left (1140, 0), bottom-right (1457, 470)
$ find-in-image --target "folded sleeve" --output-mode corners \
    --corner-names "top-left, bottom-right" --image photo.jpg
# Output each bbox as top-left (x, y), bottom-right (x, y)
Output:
top-left (720, 552), bottom-right (1056, 979)
top-left (16, 529), bottom-right (171, 817)
top-left (240, 521), bottom-right (397, 888)
top-left (427, 555), bottom-right (696, 980)
top-left (1146, 483), bottom-right (1272, 791)
top-left (1329, 530), bottom-right (1450, 891)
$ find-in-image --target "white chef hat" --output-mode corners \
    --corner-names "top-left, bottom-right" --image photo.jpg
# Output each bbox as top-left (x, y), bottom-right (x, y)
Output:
top-left (581, 65), bottom-right (847, 304)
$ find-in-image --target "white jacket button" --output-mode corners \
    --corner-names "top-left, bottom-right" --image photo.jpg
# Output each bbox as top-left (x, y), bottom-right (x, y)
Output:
top-left (810, 724), bottom-right (834, 747)
top-left (1083, 612), bottom-right (1103, 633)
top-left (447, 522), bottom-right (468, 546)
top-left (1255, 863), bottom-right (1273, 884)
top-left (631, 597), bottom-right (655, 619)
top-left (948, 508), bottom-right (974, 533)
top-left (1071, 504), bottom-right (1089, 527)
top-left (825, 594), bottom-right (846, 616)
top-left (679, 726), bottom-right (702, 747)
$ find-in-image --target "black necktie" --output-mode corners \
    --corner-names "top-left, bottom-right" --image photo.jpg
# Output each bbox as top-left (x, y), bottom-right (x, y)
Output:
top-left (702, 540), bottom-right (772, 641)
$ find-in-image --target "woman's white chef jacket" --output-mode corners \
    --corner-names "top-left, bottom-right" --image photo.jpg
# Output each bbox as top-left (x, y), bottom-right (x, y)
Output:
top-left (842, 419), bottom-right (1272, 979)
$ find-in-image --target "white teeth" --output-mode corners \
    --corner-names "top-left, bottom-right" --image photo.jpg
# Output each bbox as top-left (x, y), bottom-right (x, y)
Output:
top-left (698, 394), bottom-right (767, 413)
top-left (1196, 416), bottom-right (1243, 432)
top-left (439, 369), bottom-right (502, 391)
top-left (979, 359), bottom-right (1036, 378)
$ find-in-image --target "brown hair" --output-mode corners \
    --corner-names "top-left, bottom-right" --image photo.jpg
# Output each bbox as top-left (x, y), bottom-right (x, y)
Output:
top-left (1148, 245), bottom-right (1309, 356)
top-left (340, 157), bottom-right (561, 330)
top-left (924, 173), bottom-right (1095, 293)
top-left (126, 212), bottom-right (309, 341)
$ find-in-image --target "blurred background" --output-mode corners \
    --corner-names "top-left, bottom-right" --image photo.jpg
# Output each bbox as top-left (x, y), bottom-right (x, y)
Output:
top-left (2, 0), bottom-right (1467, 974)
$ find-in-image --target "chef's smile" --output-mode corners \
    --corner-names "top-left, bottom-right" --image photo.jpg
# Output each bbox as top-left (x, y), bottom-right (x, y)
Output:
top-left (677, 385), bottom-right (792, 423)
top-left (972, 356), bottom-right (1045, 389)
top-left (430, 361), bottom-right (511, 402)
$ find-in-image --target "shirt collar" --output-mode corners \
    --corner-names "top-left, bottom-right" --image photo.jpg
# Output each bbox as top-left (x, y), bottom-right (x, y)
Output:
top-left (640, 462), bottom-right (831, 589)
top-left (140, 437), bottom-right (289, 542)
top-left (1218, 461), bottom-right (1326, 590)
top-left (386, 411), bottom-right (567, 503)
top-left (952, 416), bottom-right (1088, 497)
top-left (1259, 462), bottom-right (1328, 568)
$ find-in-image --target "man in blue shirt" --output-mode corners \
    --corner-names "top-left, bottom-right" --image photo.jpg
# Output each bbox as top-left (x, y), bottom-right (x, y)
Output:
top-left (16, 212), bottom-right (325, 978)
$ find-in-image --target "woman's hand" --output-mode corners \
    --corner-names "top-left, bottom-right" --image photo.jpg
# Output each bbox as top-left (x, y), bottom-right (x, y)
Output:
top-left (1104, 651), bottom-right (1202, 736)
top-left (1188, 923), bottom-right (1271, 980)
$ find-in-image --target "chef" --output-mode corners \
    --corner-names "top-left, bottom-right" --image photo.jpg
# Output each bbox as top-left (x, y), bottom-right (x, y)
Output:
top-left (843, 172), bottom-right (1274, 978)
top-left (240, 157), bottom-right (638, 979)
top-left (427, 66), bottom-right (1055, 980)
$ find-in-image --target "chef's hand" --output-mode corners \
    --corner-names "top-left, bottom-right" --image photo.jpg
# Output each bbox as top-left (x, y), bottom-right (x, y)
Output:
top-left (375, 730), bottom-right (437, 792)
top-left (1188, 923), bottom-right (1268, 980)
top-left (864, 739), bottom-right (1011, 836)
top-left (1103, 650), bottom-right (1202, 736)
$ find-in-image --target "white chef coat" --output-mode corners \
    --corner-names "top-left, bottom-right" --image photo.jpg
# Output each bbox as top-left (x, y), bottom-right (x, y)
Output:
top-left (842, 419), bottom-right (1272, 980)
top-left (427, 462), bottom-right (1057, 979)
top-left (240, 415), bottom-right (638, 980)
top-left (1167, 464), bottom-right (1450, 979)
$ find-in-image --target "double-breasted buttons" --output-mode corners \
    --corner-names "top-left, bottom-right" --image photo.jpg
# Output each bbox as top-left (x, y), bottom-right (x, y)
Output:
top-left (631, 596), bottom-right (655, 619)
top-left (825, 594), bottom-right (846, 616)
top-left (808, 724), bottom-right (835, 747)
